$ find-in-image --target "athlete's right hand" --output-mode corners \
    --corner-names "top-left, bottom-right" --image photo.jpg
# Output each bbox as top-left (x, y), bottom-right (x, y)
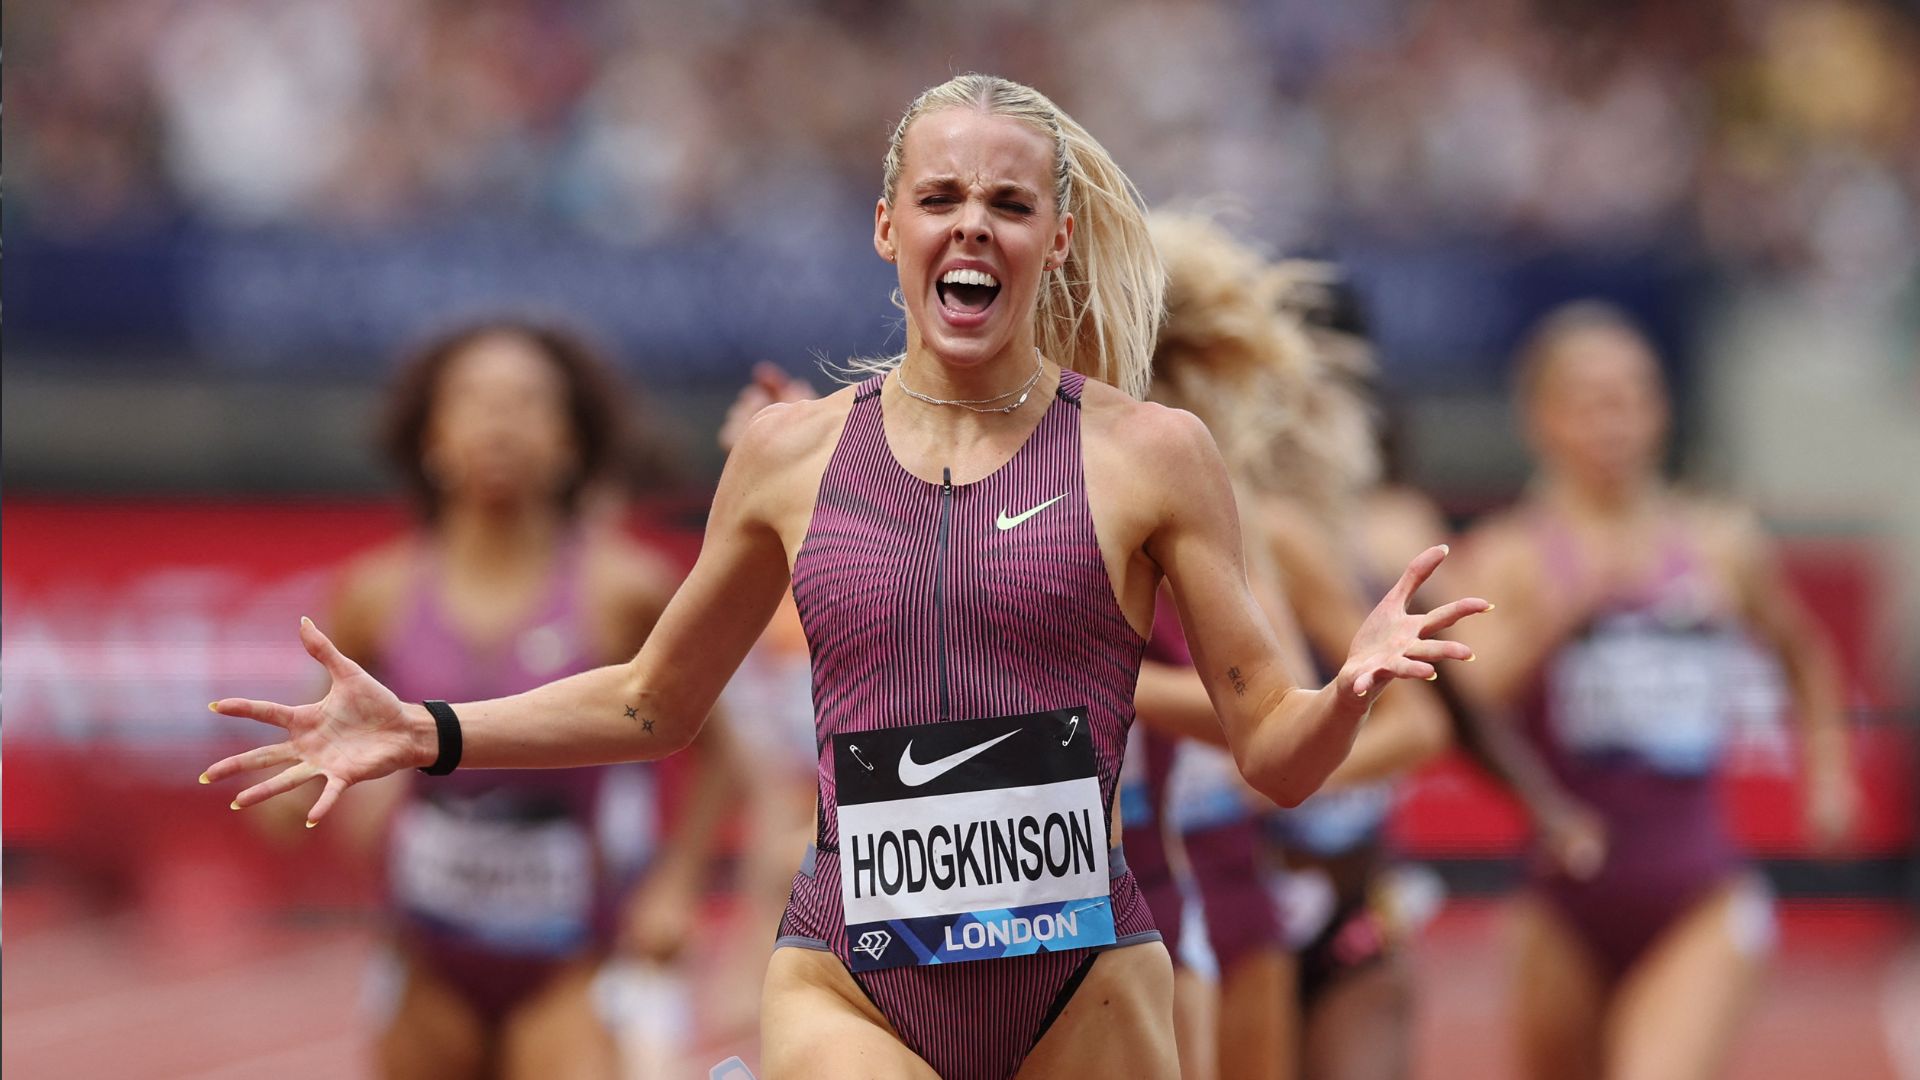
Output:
top-left (1536, 798), bottom-right (1608, 881)
top-left (203, 616), bottom-right (432, 827)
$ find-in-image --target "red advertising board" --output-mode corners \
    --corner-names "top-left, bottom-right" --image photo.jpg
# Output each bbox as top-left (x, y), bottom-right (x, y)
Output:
top-left (3, 498), bottom-right (1910, 873)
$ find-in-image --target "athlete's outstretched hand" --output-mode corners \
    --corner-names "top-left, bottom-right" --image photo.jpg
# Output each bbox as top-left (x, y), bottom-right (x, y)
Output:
top-left (202, 617), bottom-right (426, 827)
top-left (1342, 545), bottom-right (1490, 699)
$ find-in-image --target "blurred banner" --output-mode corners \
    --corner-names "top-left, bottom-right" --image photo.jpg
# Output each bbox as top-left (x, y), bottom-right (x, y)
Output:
top-left (6, 497), bottom-right (1908, 871)
top-left (0, 497), bottom-right (707, 917)
top-left (8, 222), bottom-right (1700, 394)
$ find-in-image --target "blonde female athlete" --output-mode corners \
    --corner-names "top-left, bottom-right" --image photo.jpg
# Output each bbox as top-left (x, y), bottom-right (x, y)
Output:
top-left (1131, 217), bottom-right (1454, 1080)
top-left (204, 75), bottom-right (1489, 1080)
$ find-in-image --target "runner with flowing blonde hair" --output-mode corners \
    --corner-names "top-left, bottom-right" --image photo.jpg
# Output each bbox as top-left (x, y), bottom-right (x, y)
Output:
top-left (205, 75), bottom-right (1488, 1080)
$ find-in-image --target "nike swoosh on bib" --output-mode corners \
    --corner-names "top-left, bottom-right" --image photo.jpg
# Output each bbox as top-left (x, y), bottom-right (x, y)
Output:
top-left (897, 728), bottom-right (1023, 787)
top-left (995, 493), bottom-right (1069, 531)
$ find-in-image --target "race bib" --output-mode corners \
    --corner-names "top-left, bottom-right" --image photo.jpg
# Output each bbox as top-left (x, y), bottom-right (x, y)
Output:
top-left (833, 708), bottom-right (1116, 971)
top-left (1548, 619), bottom-right (1736, 775)
top-left (391, 799), bottom-right (596, 953)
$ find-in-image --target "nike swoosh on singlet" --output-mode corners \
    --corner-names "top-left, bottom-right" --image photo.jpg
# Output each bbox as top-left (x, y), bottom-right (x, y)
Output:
top-left (995, 493), bottom-right (1069, 531)
top-left (897, 728), bottom-right (1023, 787)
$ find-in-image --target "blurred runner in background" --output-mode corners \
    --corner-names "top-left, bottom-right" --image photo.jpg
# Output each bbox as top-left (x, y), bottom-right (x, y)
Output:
top-left (324, 321), bottom-right (737, 1079)
top-left (1449, 302), bottom-right (1861, 1080)
top-left (710, 364), bottom-right (829, 1045)
top-left (1128, 215), bottom-right (1455, 1080)
top-left (1243, 259), bottom-right (1451, 1080)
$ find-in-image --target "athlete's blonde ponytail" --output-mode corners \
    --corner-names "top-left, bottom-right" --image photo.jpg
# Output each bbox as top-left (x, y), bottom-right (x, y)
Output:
top-left (857, 74), bottom-right (1163, 398)
top-left (1149, 212), bottom-right (1378, 515)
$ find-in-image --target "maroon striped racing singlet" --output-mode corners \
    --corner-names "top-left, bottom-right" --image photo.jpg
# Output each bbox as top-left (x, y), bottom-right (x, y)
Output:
top-left (777, 371), bottom-right (1162, 1079)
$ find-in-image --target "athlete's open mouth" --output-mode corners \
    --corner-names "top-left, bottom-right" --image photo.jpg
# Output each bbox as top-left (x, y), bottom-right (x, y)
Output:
top-left (936, 267), bottom-right (1001, 316)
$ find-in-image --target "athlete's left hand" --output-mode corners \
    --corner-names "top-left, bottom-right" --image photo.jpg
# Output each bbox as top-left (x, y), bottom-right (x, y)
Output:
top-left (1340, 545), bottom-right (1491, 700)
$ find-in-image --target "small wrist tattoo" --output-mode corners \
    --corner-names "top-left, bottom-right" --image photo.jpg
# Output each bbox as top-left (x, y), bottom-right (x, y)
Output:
top-left (1227, 666), bottom-right (1248, 696)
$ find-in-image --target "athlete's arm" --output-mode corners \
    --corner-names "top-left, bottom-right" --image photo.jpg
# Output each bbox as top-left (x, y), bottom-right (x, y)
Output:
top-left (1446, 517), bottom-right (1617, 709)
top-left (1134, 660), bottom-right (1231, 746)
top-left (1724, 508), bottom-right (1857, 850)
top-left (623, 717), bottom-right (743, 960)
top-left (1254, 501), bottom-right (1451, 787)
top-left (1441, 515), bottom-right (1608, 877)
top-left (596, 532), bottom-right (745, 960)
top-left (204, 404), bottom-right (812, 824)
top-left (1138, 408), bottom-right (1486, 807)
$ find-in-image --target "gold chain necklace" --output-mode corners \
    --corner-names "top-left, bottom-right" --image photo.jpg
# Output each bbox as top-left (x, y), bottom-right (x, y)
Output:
top-left (896, 349), bottom-right (1045, 415)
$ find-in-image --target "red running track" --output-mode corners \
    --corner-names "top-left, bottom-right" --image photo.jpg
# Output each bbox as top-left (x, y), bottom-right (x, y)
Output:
top-left (3, 888), bottom-right (1912, 1079)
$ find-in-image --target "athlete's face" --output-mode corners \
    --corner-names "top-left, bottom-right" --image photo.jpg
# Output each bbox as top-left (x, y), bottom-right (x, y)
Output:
top-left (875, 108), bottom-right (1073, 372)
top-left (424, 333), bottom-right (579, 511)
top-left (1527, 327), bottom-right (1669, 490)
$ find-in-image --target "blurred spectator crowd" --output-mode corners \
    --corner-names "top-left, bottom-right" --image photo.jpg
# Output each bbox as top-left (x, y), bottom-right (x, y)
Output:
top-left (12, 0), bottom-right (1919, 295)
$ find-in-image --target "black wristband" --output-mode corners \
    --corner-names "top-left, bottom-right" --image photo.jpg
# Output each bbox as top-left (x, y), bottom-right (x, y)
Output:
top-left (418, 700), bottom-right (463, 776)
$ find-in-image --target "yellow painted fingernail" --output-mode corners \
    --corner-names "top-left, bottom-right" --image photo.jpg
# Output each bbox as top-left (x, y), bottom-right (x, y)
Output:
top-left (305, 820), bottom-right (318, 830)
top-left (198, 772), bottom-right (211, 785)
top-left (1439, 544), bottom-right (1450, 555)
top-left (1485, 603), bottom-right (1496, 612)
top-left (230, 800), bottom-right (242, 810)
top-left (1426, 672), bottom-right (1439, 681)
top-left (301, 615), bottom-right (314, 629)
top-left (1465, 654), bottom-right (1477, 662)
top-left (208, 702), bottom-right (220, 712)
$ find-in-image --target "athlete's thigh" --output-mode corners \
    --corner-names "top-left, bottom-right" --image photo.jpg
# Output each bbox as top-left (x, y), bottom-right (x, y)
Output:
top-left (1604, 879), bottom-right (1771, 1080)
top-left (375, 956), bottom-right (489, 1080)
top-left (499, 959), bottom-right (619, 1080)
top-left (1017, 941), bottom-right (1179, 1080)
top-left (1510, 898), bottom-right (1606, 1080)
top-left (1171, 966), bottom-right (1220, 1080)
top-left (1220, 950), bottom-right (1295, 1080)
top-left (760, 947), bottom-right (939, 1080)
top-left (1301, 954), bottom-right (1412, 1080)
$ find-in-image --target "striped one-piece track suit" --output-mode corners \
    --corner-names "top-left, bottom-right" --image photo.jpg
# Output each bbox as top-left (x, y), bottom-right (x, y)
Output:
top-left (779, 370), bottom-right (1162, 1079)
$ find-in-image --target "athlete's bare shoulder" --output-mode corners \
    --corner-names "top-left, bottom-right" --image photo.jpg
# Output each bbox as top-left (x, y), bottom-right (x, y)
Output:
top-left (1675, 491), bottom-right (1772, 578)
top-left (723, 381), bottom-right (861, 537)
top-left (1457, 503), bottom-right (1547, 597)
top-left (332, 537), bottom-right (418, 659)
top-left (587, 532), bottom-right (680, 596)
top-left (731, 383), bottom-right (857, 468)
top-left (1078, 382), bottom-right (1219, 487)
top-left (1675, 490), bottom-right (1763, 538)
top-left (1462, 502), bottom-right (1536, 552)
top-left (584, 530), bottom-right (681, 652)
top-left (1082, 382), bottom-right (1228, 553)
